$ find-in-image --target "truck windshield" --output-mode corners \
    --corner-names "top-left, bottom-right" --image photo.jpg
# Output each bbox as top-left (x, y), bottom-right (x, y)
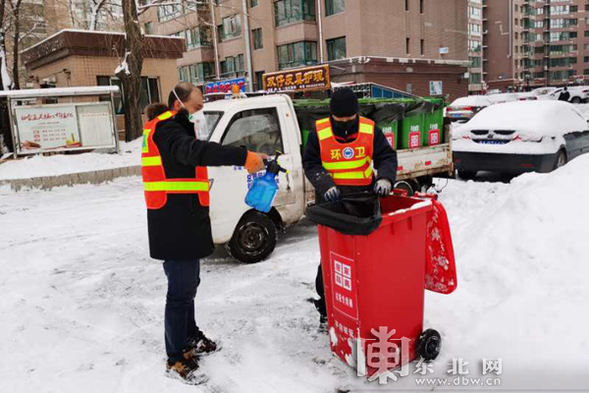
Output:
top-left (198, 111), bottom-right (223, 141)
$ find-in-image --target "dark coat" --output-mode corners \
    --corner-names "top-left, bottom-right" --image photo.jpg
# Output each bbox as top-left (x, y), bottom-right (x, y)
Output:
top-left (558, 91), bottom-right (571, 102)
top-left (147, 111), bottom-right (248, 260)
top-left (302, 117), bottom-right (398, 204)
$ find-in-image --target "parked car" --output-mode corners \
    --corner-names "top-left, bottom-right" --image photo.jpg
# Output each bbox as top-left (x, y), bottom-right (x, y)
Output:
top-left (513, 92), bottom-right (538, 101)
top-left (485, 93), bottom-right (521, 104)
top-left (531, 87), bottom-right (558, 97)
top-left (446, 96), bottom-right (493, 122)
top-left (544, 86), bottom-right (589, 103)
top-left (453, 101), bottom-right (589, 179)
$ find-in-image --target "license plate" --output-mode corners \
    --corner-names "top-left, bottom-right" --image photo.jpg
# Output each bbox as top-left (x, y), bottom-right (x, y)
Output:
top-left (449, 113), bottom-right (463, 117)
top-left (477, 140), bottom-right (507, 145)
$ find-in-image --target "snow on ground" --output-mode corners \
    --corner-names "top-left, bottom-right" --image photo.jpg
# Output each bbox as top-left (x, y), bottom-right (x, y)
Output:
top-left (1, 155), bottom-right (589, 392)
top-left (0, 139), bottom-right (141, 181)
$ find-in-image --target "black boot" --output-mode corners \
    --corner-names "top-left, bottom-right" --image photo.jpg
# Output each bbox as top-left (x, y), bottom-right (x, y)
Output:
top-left (186, 329), bottom-right (220, 356)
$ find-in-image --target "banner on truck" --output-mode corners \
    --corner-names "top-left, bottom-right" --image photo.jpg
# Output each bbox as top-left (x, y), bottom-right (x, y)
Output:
top-left (263, 64), bottom-right (330, 93)
top-left (14, 102), bottom-right (116, 155)
top-left (205, 77), bottom-right (246, 94)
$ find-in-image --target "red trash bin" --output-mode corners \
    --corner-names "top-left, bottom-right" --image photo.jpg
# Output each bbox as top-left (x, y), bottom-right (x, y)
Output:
top-left (310, 192), bottom-right (456, 379)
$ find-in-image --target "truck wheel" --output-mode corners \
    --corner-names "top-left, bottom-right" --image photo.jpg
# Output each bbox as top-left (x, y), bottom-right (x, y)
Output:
top-left (227, 211), bottom-right (277, 264)
top-left (416, 329), bottom-right (441, 361)
top-left (571, 97), bottom-right (582, 104)
top-left (553, 150), bottom-right (567, 170)
top-left (457, 169), bottom-right (477, 180)
top-left (394, 180), bottom-right (415, 196)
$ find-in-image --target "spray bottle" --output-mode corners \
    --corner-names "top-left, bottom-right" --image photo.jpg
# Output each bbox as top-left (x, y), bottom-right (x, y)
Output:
top-left (245, 153), bottom-right (287, 213)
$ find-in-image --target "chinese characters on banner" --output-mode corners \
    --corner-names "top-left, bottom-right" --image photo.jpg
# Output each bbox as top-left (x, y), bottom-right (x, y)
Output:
top-left (16, 105), bottom-right (81, 152)
top-left (263, 64), bottom-right (330, 93)
top-left (205, 77), bottom-right (246, 94)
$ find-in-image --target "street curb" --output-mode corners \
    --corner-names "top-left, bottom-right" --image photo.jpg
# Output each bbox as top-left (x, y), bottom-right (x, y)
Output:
top-left (0, 165), bottom-right (141, 192)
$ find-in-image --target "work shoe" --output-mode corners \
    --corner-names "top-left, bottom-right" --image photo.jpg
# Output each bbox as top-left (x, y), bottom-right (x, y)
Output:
top-left (186, 330), bottom-right (220, 356)
top-left (165, 350), bottom-right (208, 385)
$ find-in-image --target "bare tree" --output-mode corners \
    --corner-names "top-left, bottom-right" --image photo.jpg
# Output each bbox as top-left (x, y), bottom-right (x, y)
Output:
top-left (116, 0), bottom-right (144, 141)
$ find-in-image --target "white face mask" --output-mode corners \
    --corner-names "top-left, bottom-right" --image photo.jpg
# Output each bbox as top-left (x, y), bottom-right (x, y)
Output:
top-left (172, 88), bottom-right (198, 123)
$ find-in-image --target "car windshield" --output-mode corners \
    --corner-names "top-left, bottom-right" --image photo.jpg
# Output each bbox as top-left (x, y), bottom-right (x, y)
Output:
top-left (201, 111), bottom-right (223, 141)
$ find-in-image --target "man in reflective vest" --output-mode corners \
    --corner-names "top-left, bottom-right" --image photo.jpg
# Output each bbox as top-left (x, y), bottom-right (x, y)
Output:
top-left (302, 87), bottom-right (398, 326)
top-left (142, 82), bottom-right (266, 384)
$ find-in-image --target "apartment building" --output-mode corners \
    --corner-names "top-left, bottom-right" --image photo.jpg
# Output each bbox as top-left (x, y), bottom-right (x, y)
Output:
top-left (140, 0), bottom-right (470, 99)
top-left (483, 0), bottom-right (589, 91)
top-left (468, 0), bottom-right (484, 93)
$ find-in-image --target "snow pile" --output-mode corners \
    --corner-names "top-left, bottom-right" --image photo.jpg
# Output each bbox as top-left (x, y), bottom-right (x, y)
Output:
top-left (426, 154), bottom-right (589, 389)
top-left (462, 100), bottom-right (587, 136)
top-left (1, 155), bottom-right (588, 391)
top-left (0, 138), bottom-right (141, 180)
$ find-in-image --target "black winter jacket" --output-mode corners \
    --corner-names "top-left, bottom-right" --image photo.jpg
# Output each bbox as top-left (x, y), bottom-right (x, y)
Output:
top-left (147, 111), bottom-right (248, 260)
top-left (302, 117), bottom-right (398, 203)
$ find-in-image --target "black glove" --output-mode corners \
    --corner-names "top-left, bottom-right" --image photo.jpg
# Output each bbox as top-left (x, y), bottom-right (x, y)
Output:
top-left (324, 186), bottom-right (341, 202)
top-left (374, 179), bottom-right (392, 197)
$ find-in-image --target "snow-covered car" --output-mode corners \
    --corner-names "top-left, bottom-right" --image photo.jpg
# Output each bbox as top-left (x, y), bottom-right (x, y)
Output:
top-left (485, 93), bottom-right (521, 104)
top-left (452, 101), bottom-right (589, 178)
top-left (531, 87), bottom-right (558, 97)
top-left (544, 86), bottom-right (589, 103)
top-left (513, 92), bottom-right (538, 101)
top-left (445, 96), bottom-right (493, 122)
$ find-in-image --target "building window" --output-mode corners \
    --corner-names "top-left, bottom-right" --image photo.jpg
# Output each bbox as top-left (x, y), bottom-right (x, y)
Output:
top-left (219, 15), bottom-right (242, 41)
top-left (274, 0), bottom-right (316, 27)
top-left (251, 0), bottom-right (258, 7)
top-left (185, 26), bottom-right (212, 49)
top-left (157, 4), bottom-right (182, 22)
top-left (420, 39), bottom-right (424, 55)
top-left (584, 69), bottom-right (589, 75)
top-left (255, 70), bottom-right (265, 91)
top-left (470, 73), bottom-right (481, 84)
top-left (584, 56), bottom-right (589, 63)
top-left (253, 28), bottom-right (263, 49)
top-left (144, 22), bottom-right (154, 35)
top-left (277, 41), bottom-right (318, 69)
top-left (325, 0), bottom-right (345, 16)
top-left (470, 56), bottom-right (481, 68)
top-left (420, 0), bottom-right (424, 14)
top-left (469, 6), bottom-right (481, 20)
top-left (469, 23), bottom-right (481, 36)
top-left (97, 76), bottom-right (158, 114)
top-left (327, 36), bottom-right (346, 61)
top-left (469, 39), bottom-right (482, 53)
top-left (220, 54), bottom-right (245, 78)
top-left (405, 0), bottom-right (409, 11)
top-left (405, 37), bottom-right (410, 54)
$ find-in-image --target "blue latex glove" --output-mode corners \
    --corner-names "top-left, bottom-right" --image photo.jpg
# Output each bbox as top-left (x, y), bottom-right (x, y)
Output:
top-left (324, 186), bottom-right (341, 202)
top-left (374, 179), bottom-right (392, 197)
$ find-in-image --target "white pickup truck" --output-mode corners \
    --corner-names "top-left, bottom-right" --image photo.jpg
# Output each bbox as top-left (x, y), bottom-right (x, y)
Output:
top-left (201, 94), bottom-right (453, 263)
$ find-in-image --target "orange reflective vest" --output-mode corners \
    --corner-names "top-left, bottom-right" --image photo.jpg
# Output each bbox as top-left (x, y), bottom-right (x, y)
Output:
top-left (141, 110), bottom-right (210, 209)
top-left (317, 116), bottom-right (375, 186)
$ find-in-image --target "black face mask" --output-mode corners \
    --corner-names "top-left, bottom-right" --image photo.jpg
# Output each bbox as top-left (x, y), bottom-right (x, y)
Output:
top-left (332, 117), bottom-right (358, 135)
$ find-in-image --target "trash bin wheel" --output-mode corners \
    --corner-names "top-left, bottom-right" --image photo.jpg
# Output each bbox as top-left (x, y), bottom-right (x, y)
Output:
top-left (416, 329), bottom-right (441, 361)
top-left (227, 211), bottom-right (277, 264)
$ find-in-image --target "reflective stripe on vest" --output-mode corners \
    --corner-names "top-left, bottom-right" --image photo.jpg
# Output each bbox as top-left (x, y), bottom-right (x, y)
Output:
top-left (317, 116), bottom-right (375, 186)
top-left (141, 110), bottom-right (210, 209)
top-left (144, 180), bottom-right (210, 192)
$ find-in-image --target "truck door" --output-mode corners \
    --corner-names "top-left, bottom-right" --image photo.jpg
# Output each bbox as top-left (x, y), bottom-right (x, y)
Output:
top-left (207, 105), bottom-right (295, 243)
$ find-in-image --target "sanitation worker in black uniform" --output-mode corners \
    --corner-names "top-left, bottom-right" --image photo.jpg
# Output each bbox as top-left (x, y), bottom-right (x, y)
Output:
top-left (302, 88), bottom-right (398, 325)
top-left (142, 82), bottom-right (267, 384)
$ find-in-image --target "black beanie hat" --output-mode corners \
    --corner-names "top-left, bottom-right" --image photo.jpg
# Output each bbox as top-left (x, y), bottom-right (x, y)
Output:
top-left (330, 88), bottom-right (359, 117)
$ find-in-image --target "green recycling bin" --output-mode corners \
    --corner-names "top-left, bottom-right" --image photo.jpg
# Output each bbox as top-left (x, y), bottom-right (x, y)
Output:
top-left (400, 111), bottom-right (425, 150)
top-left (423, 98), bottom-right (445, 146)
